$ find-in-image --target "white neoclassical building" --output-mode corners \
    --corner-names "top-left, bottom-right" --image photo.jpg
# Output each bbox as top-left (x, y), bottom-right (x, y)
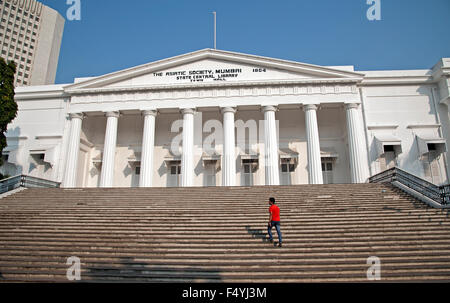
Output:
top-left (1, 49), bottom-right (449, 188)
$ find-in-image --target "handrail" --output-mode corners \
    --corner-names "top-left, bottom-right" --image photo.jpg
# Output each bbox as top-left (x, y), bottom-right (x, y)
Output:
top-left (369, 167), bottom-right (449, 206)
top-left (0, 175), bottom-right (61, 194)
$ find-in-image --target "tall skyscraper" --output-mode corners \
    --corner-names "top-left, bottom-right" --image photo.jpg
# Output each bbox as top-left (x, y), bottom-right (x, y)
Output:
top-left (0, 0), bottom-right (64, 86)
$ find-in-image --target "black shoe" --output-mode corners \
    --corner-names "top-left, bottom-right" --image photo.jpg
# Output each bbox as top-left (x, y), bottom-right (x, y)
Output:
top-left (278, 243), bottom-right (282, 248)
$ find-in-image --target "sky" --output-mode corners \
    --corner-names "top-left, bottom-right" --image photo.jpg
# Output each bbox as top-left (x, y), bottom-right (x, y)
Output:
top-left (40, 0), bottom-right (450, 84)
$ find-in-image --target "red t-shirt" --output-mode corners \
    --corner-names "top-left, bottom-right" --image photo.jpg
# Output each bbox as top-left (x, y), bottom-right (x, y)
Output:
top-left (269, 205), bottom-right (280, 222)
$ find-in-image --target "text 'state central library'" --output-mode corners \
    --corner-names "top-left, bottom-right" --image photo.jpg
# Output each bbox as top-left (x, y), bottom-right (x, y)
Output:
top-left (2, 49), bottom-right (450, 188)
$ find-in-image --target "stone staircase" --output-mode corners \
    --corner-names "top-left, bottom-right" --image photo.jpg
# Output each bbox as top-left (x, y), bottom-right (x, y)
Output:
top-left (0, 183), bottom-right (450, 282)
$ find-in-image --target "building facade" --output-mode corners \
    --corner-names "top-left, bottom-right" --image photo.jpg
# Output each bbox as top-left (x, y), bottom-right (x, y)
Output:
top-left (1, 49), bottom-right (449, 187)
top-left (0, 0), bottom-right (65, 86)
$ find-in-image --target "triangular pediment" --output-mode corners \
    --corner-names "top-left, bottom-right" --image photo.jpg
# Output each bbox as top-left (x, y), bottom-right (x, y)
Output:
top-left (65, 49), bottom-right (364, 92)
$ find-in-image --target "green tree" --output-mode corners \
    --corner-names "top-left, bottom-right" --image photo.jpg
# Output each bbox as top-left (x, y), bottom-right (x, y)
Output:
top-left (0, 58), bottom-right (17, 169)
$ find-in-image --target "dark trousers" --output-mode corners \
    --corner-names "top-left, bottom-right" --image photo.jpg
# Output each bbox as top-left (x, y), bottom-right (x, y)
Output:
top-left (268, 221), bottom-right (282, 243)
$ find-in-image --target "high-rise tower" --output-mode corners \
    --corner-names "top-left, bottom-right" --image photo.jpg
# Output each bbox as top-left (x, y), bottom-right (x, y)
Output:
top-left (0, 0), bottom-right (64, 86)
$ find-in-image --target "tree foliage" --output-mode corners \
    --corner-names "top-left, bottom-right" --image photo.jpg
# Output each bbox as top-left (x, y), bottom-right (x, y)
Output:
top-left (0, 58), bottom-right (17, 167)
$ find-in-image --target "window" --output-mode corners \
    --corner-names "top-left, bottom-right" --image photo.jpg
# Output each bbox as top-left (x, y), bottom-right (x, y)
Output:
top-left (322, 162), bottom-right (333, 172)
top-left (244, 165), bottom-right (250, 174)
top-left (427, 143), bottom-right (437, 151)
top-left (168, 163), bottom-right (182, 187)
top-left (380, 146), bottom-right (397, 171)
top-left (281, 163), bottom-right (295, 173)
top-left (422, 152), bottom-right (442, 185)
top-left (135, 166), bottom-right (141, 175)
top-left (322, 158), bottom-right (334, 184)
top-left (383, 145), bottom-right (395, 153)
top-left (171, 165), bottom-right (181, 175)
top-left (242, 159), bottom-right (258, 173)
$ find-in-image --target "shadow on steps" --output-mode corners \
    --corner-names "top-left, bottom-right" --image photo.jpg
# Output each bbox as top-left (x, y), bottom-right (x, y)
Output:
top-left (245, 225), bottom-right (280, 245)
top-left (82, 257), bottom-right (223, 282)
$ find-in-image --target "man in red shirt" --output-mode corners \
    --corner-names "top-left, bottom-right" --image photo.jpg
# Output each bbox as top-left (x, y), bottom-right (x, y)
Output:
top-left (267, 197), bottom-right (282, 247)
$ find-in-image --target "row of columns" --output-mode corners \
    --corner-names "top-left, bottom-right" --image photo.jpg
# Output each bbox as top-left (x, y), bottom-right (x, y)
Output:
top-left (63, 103), bottom-right (368, 188)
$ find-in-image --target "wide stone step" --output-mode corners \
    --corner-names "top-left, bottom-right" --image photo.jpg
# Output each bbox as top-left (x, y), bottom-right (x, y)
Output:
top-left (1, 183), bottom-right (449, 282)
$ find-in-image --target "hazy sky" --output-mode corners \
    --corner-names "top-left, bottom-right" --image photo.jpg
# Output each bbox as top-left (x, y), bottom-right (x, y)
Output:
top-left (40, 0), bottom-right (450, 84)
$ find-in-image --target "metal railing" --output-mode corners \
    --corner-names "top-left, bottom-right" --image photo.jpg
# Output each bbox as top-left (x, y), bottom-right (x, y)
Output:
top-left (0, 175), bottom-right (61, 194)
top-left (369, 167), bottom-right (449, 206)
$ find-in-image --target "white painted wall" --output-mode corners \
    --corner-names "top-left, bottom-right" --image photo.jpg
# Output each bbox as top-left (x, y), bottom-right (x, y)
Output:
top-left (2, 53), bottom-right (449, 188)
top-left (1, 85), bottom-right (68, 182)
top-left (361, 83), bottom-right (449, 185)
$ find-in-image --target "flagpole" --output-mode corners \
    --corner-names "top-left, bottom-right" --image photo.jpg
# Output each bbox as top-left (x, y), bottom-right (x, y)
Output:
top-left (213, 11), bottom-right (216, 49)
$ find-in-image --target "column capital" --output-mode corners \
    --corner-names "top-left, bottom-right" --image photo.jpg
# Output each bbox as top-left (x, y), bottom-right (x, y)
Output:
top-left (261, 105), bottom-right (278, 113)
top-left (180, 108), bottom-right (196, 115)
top-left (69, 113), bottom-right (84, 120)
top-left (345, 103), bottom-right (360, 110)
top-left (105, 111), bottom-right (120, 118)
top-left (142, 109), bottom-right (158, 117)
top-left (302, 104), bottom-right (319, 112)
top-left (220, 107), bottom-right (236, 114)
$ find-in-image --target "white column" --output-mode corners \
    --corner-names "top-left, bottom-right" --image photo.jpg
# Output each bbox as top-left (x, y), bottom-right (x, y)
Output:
top-left (63, 113), bottom-right (84, 188)
top-left (345, 103), bottom-right (369, 183)
top-left (140, 110), bottom-right (157, 187)
top-left (181, 108), bottom-right (195, 187)
top-left (263, 106), bottom-right (280, 186)
top-left (304, 104), bottom-right (323, 184)
top-left (99, 111), bottom-right (120, 188)
top-left (221, 107), bottom-right (236, 186)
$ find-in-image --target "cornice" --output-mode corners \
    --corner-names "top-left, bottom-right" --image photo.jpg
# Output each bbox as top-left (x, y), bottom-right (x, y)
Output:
top-left (15, 90), bottom-right (68, 100)
top-left (367, 125), bottom-right (399, 130)
top-left (407, 124), bottom-right (441, 129)
top-left (69, 82), bottom-right (359, 105)
top-left (360, 75), bottom-right (434, 86)
top-left (66, 78), bottom-right (362, 96)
